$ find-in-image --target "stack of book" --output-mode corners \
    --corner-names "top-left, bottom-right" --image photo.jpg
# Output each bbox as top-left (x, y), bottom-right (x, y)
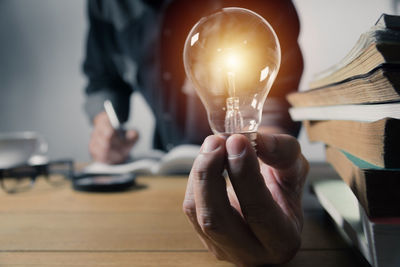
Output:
top-left (288, 14), bottom-right (400, 267)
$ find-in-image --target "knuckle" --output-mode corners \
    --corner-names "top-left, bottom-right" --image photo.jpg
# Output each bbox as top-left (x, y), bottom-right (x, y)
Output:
top-left (197, 208), bottom-right (224, 236)
top-left (191, 165), bottom-right (213, 182)
top-left (193, 151), bottom-right (219, 170)
top-left (182, 200), bottom-right (197, 222)
top-left (190, 152), bottom-right (224, 182)
top-left (202, 222), bottom-right (222, 237)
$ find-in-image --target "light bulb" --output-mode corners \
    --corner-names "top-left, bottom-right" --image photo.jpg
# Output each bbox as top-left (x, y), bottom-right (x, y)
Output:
top-left (183, 7), bottom-right (281, 142)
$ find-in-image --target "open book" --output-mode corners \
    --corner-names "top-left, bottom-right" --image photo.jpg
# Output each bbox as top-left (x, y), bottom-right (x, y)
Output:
top-left (82, 144), bottom-right (201, 175)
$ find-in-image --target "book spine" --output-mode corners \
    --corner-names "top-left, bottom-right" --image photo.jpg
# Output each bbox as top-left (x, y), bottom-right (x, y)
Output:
top-left (383, 119), bottom-right (400, 168)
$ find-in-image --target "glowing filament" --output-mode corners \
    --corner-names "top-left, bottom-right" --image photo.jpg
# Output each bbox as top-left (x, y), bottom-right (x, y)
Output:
top-left (227, 72), bottom-right (236, 97)
top-left (225, 53), bottom-right (240, 72)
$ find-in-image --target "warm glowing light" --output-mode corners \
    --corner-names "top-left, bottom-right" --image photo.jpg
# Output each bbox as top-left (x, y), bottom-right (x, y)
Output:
top-left (183, 7), bottom-right (281, 136)
top-left (225, 53), bottom-right (240, 72)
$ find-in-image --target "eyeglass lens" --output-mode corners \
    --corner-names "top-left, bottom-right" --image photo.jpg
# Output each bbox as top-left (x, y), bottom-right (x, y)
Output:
top-left (46, 161), bottom-right (73, 186)
top-left (0, 160), bottom-right (73, 193)
top-left (0, 166), bottom-right (36, 193)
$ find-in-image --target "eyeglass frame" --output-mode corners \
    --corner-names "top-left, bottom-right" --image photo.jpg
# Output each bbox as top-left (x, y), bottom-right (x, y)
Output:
top-left (0, 159), bottom-right (74, 193)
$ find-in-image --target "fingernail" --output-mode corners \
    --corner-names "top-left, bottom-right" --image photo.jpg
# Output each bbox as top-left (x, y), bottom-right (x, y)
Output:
top-left (262, 134), bottom-right (277, 153)
top-left (227, 135), bottom-right (246, 159)
top-left (201, 136), bottom-right (221, 153)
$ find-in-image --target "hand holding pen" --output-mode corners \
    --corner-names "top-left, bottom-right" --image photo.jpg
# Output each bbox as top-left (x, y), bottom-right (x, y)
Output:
top-left (104, 100), bottom-right (126, 140)
top-left (88, 100), bottom-right (139, 164)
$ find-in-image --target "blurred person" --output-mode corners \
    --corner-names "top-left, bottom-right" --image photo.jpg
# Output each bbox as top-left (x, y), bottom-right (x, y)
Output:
top-left (83, 0), bottom-right (303, 164)
top-left (83, 0), bottom-right (308, 265)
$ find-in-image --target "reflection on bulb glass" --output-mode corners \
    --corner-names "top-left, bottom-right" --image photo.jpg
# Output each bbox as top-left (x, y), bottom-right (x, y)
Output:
top-left (183, 7), bottom-right (281, 138)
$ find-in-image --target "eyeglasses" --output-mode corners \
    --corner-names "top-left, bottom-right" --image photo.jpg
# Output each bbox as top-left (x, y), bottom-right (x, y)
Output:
top-left (0, 159), bottom-right (74, 193)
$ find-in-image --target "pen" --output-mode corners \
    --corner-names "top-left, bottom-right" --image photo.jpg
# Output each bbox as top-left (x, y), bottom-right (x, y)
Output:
top-left (104, 100), bottom-right (125, 139)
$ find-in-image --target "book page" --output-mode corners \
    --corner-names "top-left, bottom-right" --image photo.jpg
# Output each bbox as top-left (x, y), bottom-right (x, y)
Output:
top-left (82, 159), bottom-right (159, 175)
top-left (312, 179), bottom-right (371, 262)
top-left (130, 149), bottom-right (166, 162)
top-left (155, 144), bottom-right (200, 175)
top-left (80, 145), bottom-right (200, 176)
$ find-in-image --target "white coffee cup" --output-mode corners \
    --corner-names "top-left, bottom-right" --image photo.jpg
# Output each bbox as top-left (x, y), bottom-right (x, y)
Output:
top-left (0, 132), bottom-right (48, 169)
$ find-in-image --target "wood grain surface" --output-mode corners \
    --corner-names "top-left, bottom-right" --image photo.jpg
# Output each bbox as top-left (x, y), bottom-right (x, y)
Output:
top-left (0, 163), bottom-right (370, 266)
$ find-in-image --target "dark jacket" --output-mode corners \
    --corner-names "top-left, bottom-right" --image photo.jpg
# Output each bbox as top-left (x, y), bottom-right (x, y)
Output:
top-left (83, 0), bottom-right (303, 151)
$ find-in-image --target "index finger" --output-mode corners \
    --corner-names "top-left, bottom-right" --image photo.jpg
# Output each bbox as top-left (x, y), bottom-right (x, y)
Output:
top-left (190, 135), bottom-right (267, 262)
top-left (226, 134), bottom-right (300, 256)
top-left (256, 132), bottom-right (309, 194)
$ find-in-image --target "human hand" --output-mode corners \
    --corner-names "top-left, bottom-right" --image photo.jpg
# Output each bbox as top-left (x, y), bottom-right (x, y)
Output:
top-left (183, 132), bottom-right (309, 266)
top-left (89, 111), bottom-right (138, 164)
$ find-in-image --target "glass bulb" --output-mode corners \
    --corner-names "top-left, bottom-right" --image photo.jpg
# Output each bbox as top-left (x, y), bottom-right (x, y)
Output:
top-left (183, 7), bottom-right (281, 140)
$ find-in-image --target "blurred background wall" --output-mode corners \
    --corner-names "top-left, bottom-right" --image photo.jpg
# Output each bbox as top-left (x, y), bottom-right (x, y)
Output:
top-left (0, 0), bottom-right (396, 162)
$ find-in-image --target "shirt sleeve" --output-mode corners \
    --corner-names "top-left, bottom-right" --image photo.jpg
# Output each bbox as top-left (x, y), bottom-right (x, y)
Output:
top-left (82, 0), bottom-right (133, 124)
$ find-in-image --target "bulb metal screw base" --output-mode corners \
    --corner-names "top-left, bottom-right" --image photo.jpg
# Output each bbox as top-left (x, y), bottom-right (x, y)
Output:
top-left (218, 132), bottom-right (258, 151)
top-left (242, 132), bottom-right (257, 151)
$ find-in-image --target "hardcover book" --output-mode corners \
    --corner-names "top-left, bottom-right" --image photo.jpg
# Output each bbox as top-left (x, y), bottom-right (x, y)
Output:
top-left (303, 118), bottom-right (400, 168)
top-left (310, 14), bottom-right (400, 89)
top-left (326, 146), bottom-right (400, 217)
top-left (287, 65), bottom-right (400, 107)
top-left (312, 178), bottom-right (400, 267)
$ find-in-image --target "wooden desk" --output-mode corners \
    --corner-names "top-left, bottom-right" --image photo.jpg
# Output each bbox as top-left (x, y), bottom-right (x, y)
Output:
top-left (0, 163), bottom-right (370, 266)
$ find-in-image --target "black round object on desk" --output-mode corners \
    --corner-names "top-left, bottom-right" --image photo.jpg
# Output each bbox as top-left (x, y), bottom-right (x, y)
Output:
top-left (72, 173), bottom-right (136, 192)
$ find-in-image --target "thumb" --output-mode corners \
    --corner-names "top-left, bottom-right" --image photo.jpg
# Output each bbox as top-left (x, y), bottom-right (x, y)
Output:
top-left (125, 130), bottom-right (139, 145)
